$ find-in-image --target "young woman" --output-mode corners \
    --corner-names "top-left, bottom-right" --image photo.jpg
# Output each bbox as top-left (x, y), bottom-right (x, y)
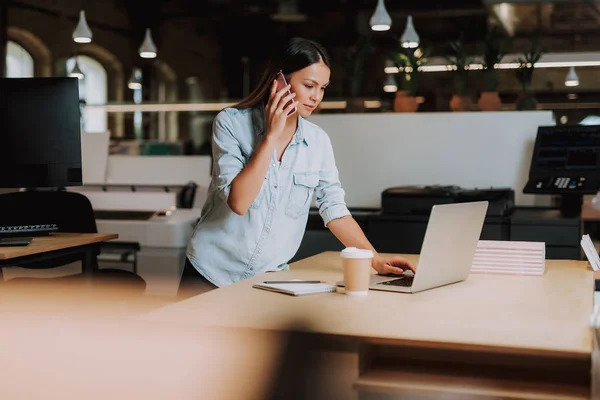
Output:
top-left (181, 37), bottom-right (414, 293)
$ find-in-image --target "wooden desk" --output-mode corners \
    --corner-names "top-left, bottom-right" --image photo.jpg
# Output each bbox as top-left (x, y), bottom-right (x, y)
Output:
top-left (0, 233), bottom-right (118, 280)
top-left (144, 252), bottom-right (595, 400)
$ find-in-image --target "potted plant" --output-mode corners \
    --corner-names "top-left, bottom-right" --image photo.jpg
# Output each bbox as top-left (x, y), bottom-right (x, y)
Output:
top-left (392, 47), bottom-right (429, 112)
top-left (446, 35), bottom-right (474, 111)
top-left (478, 27), bottom-right (508, 112)
top-left (514, 35), bottom-right (544, 110)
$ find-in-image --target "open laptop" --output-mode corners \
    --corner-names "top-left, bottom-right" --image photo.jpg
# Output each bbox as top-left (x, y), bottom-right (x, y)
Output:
top-left (338, 201), bottom-right (488, 294)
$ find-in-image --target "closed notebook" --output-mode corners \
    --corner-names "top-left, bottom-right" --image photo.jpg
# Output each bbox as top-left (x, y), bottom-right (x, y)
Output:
top-left (471, 240), bottom-right (545, 276)
top-left (252, 280), bottom-right (337, 296)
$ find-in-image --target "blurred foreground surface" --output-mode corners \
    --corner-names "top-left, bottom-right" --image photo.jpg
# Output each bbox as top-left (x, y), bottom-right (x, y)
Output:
top-left (0, 279), bottom-right (338, 400)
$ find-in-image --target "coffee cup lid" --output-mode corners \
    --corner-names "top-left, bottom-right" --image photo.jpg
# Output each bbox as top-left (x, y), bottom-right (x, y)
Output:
top-left (340, 247), bottom-right (374, 259)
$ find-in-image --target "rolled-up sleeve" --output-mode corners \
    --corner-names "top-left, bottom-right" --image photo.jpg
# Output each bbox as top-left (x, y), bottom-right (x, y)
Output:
top-left (314, 133), bottom-right (351, 226)
top-left (212, 110), bottom-right (245, 204)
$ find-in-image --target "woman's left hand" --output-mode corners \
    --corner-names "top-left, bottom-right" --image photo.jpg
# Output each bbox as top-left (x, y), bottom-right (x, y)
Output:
top-left (371, 255), bottom-right (416, 275)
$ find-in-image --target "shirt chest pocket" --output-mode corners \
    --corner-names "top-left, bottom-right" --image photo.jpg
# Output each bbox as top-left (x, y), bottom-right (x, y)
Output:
top-left (286, 172), bottom-right (319, 219)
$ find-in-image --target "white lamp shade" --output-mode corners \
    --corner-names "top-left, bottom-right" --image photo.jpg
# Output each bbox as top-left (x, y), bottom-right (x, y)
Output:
top-left (384, 59), bottom-right (399, 74)
top-left (383, 73), bottom-right (397, 92)
top-left (370, 0), bottom-right (391, 31)
top-left (401, 16), bottom-right (420, 48)
top-left (73, 10), bottom-right (93, 43)
top-left (565, 66), bottom-right (579, 87)
top-left (139, 29), bottom-right (157, 59)
top-left (69, 59), bottom-right (85, 80)
top-left (128, 68), bottom-right (142, 89)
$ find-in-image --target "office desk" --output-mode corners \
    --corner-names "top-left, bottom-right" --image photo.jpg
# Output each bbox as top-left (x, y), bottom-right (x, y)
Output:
top-left (144, 252), bottom-right (595, 400)
top-left (0, 233), bottom-right (118, 281)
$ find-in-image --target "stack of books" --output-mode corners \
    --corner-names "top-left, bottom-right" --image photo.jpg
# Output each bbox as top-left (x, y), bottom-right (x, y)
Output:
top-left (471, 240), bottom-right (546, 276)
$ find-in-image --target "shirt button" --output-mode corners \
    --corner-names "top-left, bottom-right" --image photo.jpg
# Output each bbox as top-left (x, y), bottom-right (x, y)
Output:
top-left (266, 228), bottom-right (270, 233)
top-left (272, 163), bottom-right (276, 167)
top-left (274, 184), bottom-right (278, 188)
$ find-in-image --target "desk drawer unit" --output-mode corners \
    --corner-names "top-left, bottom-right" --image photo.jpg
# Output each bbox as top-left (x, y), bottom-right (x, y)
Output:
top-left (510, 208), bottom-right (581, 260)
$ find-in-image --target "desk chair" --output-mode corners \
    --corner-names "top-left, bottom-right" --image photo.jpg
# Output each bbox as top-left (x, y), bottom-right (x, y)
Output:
top-left (0, 190), bottom-right (146, 297)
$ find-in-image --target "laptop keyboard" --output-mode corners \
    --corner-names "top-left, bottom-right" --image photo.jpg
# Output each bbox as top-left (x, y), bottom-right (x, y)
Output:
top-left (378, 277), bottom-right (414, 287)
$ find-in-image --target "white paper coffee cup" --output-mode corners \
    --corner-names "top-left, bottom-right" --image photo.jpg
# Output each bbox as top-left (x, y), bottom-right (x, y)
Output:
top-left (341, 247), bottom-right (374, 296)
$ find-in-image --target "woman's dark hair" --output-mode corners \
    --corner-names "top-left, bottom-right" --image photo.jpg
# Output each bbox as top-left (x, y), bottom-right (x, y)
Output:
top-left (233, 37), bottom-right (330, 109)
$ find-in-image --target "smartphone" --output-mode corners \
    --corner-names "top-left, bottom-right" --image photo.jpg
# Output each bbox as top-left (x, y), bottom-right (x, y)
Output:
top-left (275, 70), bottom-right (297, 114)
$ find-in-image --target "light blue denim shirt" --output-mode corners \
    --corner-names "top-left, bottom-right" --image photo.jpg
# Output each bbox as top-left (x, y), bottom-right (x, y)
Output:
top-left (186, 105), bottom-right (351, 287)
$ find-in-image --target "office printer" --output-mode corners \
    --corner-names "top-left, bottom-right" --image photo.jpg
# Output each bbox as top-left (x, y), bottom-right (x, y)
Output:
top-left (381, 186), bottom-right (515, 216)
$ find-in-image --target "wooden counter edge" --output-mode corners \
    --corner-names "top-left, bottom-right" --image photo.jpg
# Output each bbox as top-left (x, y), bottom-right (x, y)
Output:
top-left (0, 233), bottom-right (119, 260)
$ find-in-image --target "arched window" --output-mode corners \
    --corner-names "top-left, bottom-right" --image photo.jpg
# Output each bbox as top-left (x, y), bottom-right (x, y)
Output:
top-left (6, 40), bottom-right (34, 78)
top-left (67, 55), bottom-right (107, 133)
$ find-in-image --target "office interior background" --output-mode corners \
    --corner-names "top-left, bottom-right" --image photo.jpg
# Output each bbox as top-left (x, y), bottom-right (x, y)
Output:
top-left (4, 0), bottom-right (600, 151)
top-left (1, 0), bottom-right (600, 268)
top-left (3, 2), bottom-right (600, 399)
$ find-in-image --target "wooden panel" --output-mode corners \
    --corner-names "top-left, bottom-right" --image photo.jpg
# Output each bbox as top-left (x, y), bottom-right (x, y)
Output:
top-left (355, 369), bottom-right (589, 400)
top-left (0, 233), bottom-right (118, 260)
top-left (356, 342), bottom-right (590, 399)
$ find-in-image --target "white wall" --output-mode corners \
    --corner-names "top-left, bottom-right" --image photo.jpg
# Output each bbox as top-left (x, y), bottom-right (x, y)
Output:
top-left (81, 132), bottom-right (110, 185)
top-left (105, 156), bottom-right (212, 186)
top-left (309, 111), bottom-right (555, 208)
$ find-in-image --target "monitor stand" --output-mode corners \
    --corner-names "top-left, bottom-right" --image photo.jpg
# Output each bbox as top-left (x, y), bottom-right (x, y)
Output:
top-left (559, 194), bottom-right (583, 218)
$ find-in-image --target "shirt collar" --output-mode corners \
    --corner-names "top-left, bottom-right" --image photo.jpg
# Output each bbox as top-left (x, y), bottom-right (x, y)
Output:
top-left (251, 104), bottom-right (309, 146)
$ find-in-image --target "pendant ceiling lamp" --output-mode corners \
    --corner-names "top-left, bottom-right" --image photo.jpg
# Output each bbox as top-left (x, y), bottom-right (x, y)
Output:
top-left (69, 59), bottom-right (85, 80)
top-left (73, 10), bottom-right (92, 43)
top-left (564, 66), bottom-right (579, 87)
top-left (400, 16), bottom-right (420, 49)
top-left (128, 68), bottom-right (142, 90)
top-left (383, 74), bottom-right (397, 92)
top-left (384, 59), bottom-right (399, 74)
top-left (370, 0), bottom-right (391, 32)
top-left (139, 29), bottom-right (157, 59)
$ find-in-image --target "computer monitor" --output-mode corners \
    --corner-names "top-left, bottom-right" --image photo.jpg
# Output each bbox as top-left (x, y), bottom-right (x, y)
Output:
top-left (523, 124), bottom-right (600, 216)
top-left (0, 77), bottom-right (82, 188)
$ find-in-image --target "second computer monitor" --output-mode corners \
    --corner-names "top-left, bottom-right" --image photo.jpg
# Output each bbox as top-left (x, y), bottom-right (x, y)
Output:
top-left (0, 77), bottom-right (83, 188)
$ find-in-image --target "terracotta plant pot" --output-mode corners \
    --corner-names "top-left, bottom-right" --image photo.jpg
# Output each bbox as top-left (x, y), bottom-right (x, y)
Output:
top-left (449, 95), bottom-right (473, 112)
top-left (394, 91), bottom-right (419, 113)
top-left (477, 92), bottom-right (501, 112)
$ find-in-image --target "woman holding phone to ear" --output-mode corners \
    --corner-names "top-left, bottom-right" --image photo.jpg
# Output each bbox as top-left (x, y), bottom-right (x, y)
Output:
top-left (180, 37), bottom-right (414, 295)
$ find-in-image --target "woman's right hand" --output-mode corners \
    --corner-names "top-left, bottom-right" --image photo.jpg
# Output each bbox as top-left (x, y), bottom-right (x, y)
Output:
top-left (264, 80), bottom-right (298, 141)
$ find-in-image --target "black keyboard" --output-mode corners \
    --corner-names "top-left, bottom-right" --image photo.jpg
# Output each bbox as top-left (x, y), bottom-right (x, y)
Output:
top-left (0, 224), bottom-right (59, 237)
top-left (379, 277), bottom-right (414, 287)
